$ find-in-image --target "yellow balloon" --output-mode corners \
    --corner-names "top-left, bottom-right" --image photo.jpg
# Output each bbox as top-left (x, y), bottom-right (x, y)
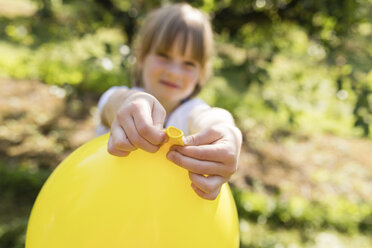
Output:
top-left (26, 127), bottom-right (239, 248)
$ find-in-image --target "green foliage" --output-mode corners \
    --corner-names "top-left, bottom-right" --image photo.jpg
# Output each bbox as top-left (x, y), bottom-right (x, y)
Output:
top-left (0, 27), bottom-right (130, 93)
top-left (0, 160), bottom-right (51, 248)
top-left (0, 219), bottom-right (27, 248)
top-left (0, 162), bottom-right (50, 203)
top-left (232, 187), bottom-right (372, 235)
top-left (234, 187), bottom-right (372, 247)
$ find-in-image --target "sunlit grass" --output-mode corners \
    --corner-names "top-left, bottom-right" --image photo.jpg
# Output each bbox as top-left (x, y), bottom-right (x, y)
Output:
top-left (240, 219), bottom-right (372, 248)
top-left (0, 0), bottom-right (37, 17)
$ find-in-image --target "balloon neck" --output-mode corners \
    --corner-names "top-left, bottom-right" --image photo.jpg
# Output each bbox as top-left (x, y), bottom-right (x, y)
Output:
top-left (165, 126), bottom-right (184, 146)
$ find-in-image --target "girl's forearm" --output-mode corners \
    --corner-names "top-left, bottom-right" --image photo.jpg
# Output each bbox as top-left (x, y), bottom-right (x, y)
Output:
top-left (189, 107), bottom-right (235, 133)
top-left (189, 107), bottom-right (241, 146)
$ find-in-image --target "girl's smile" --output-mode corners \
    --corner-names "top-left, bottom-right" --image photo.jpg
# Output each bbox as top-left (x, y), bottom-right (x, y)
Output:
top-left (159, 79), bottom-right (181, 89)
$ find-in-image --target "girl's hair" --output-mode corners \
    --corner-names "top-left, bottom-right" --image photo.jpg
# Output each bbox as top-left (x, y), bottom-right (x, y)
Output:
top-left (132, 3), bottom-right (214, 98)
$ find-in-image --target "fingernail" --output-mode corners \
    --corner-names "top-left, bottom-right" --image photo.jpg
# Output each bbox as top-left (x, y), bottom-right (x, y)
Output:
top-left (166, 151), bottom-right (173, 159)
top-left (190, 183), bottom-right (197, 191)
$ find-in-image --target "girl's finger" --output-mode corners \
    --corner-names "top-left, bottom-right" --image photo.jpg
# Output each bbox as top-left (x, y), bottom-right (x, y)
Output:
top-left (172, 144), bottom-right (236, 165)
top-left (109, 122), bottom-right (137, 152)
top-left (120, 114), bottom-right (160, 153)
top-left (107, 135), bottom-right (131, 157)
top-left (167, 150), bottom-right (233, 178)
top-left (110, 120), bottom-right (137, 152)
top-left (182, 127), bottom-right (223, 146)
top-left (151, 101), bottom-right (167, 130)
top-left (191, 183), bottom-right (221, 201)
top-left (188, 172), bottom-right (226, 194)
top-left (132, 102), bottom-right (166, 145)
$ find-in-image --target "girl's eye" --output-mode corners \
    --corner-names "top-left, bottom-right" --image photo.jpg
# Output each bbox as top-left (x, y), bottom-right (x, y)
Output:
top-left (157, 53), bottom-right (169, 59)
top-left (184, 61), bottom-right (196, 68)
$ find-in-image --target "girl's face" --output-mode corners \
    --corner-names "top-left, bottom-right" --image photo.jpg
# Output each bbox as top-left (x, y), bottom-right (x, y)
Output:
top-left (141, 35), bottom-right (201, 110)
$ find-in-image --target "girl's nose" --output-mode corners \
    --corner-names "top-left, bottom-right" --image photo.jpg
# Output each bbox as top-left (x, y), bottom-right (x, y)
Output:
top-left (166, 62), bottom-right (183, 78)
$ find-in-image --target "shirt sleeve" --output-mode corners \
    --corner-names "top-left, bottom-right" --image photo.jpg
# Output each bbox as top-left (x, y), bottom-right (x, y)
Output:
top-left (95, 86), bottom-right (129, 136)
top-left (165, 98), bottom-right (210, 136)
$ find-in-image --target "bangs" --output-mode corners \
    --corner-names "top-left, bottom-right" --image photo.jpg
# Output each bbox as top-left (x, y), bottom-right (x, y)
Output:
top-left (152, 16), bottom-right (205, 65)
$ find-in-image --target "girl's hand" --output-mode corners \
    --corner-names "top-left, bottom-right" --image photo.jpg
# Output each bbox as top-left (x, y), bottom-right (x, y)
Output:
top-left (167, 124), bottom-right (242, 200)
top-left (108, 92), bottom-right (167, 156)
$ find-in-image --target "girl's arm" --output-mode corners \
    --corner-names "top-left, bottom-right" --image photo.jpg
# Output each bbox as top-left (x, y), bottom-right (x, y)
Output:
top-left (188, 107), bottom-right (237, 135)
top-left (167, 107), bottom-right (242, 200)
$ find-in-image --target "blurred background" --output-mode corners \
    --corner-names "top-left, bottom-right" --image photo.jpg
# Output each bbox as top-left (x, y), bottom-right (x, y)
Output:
top-left (1, 0), bottom-right (372, 247)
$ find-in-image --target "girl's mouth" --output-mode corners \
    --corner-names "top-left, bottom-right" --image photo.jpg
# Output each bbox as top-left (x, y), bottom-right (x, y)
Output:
top-left (160, 80), bottom-right (180, 89)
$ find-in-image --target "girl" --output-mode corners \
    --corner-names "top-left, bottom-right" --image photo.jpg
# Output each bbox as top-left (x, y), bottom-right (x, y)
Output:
top-left (97, 3), bottom-right (242, 200)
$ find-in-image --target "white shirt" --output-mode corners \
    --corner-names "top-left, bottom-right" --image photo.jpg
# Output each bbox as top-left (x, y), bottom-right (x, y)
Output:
top-left (96, 86), bottom-right (210, 136)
